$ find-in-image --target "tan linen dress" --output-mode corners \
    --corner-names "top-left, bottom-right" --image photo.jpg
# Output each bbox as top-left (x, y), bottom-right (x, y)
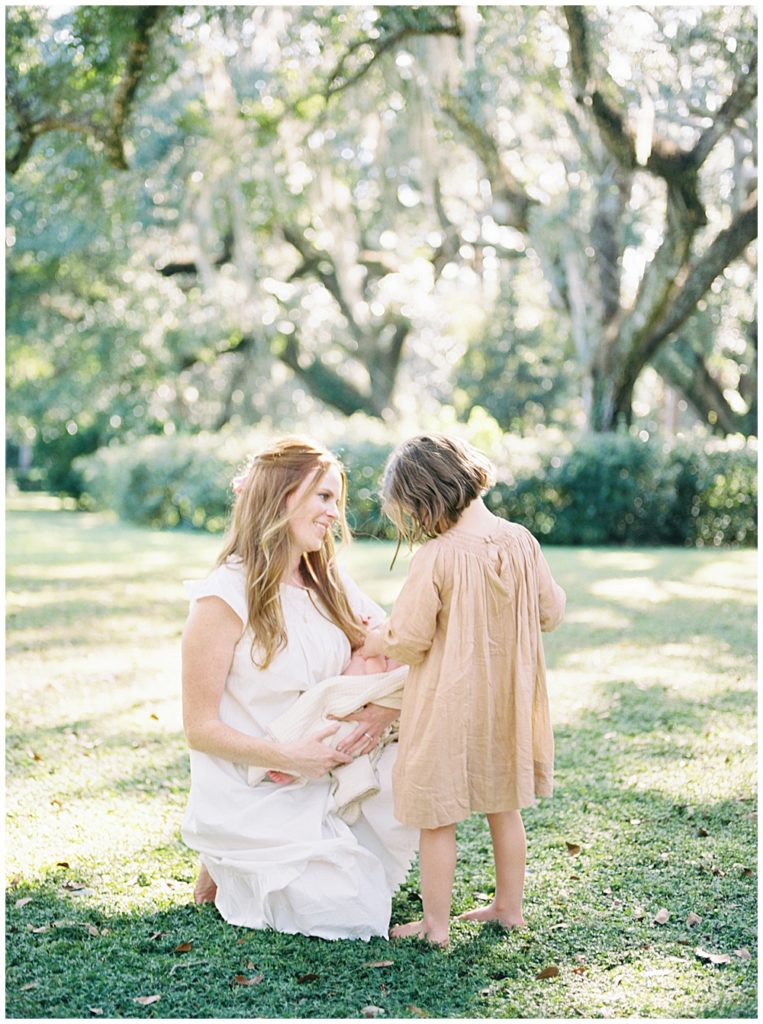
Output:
top-left (383, 519), bottom-right (566, 829)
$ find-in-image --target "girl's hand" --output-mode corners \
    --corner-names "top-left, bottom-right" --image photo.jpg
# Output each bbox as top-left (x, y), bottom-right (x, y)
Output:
top-left (359, 624), bottom-right (386, 658)
top-left (335, 703), bottom-right (399, 756)
top-left (280, 724), bottom-right (353, 779)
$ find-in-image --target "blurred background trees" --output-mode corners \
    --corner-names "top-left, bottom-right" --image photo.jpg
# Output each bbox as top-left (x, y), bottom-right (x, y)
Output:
top-left (5, 4), bottom-right (757, 538)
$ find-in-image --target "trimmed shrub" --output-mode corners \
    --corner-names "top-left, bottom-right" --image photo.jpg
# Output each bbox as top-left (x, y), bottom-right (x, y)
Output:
top-left (74, 431), bottom-right (756, 547)
top-left (487, 434), bottom-right (756, 547)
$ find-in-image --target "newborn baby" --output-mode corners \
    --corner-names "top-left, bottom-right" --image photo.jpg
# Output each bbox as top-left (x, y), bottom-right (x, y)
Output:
top-left (266, 649), bottom-right (399, 784)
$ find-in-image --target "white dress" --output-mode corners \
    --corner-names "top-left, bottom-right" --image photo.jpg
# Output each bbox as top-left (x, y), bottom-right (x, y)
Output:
top-left (181, 558), bottom-right (417, 941)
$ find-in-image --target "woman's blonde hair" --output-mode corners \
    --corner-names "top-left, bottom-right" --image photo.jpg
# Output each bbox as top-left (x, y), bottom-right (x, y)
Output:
top-left (217, 436), bottom-right (365, 668)
top-left (382, 433), bottom-right (496, 546)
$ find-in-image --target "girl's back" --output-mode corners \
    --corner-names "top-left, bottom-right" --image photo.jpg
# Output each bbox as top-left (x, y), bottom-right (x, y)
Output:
top-left (384, 515), bottom-right (565, 830)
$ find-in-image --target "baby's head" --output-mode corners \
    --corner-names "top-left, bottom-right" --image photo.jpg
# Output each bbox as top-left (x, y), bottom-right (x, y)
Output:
top-left (381, 433), bottom-right (495, 544)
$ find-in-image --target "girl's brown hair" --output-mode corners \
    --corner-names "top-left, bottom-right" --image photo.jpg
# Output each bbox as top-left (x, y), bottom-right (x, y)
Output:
top-left (217, 436), bottom-right (365, 668)
top-left (382, 433), bottom-right (496, 546)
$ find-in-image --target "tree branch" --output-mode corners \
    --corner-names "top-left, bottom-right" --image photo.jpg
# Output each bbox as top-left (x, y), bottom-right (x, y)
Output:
top-left (278, 332), bottom-right (386, 417)
top-left (440, 95), bottom-right (538, 232)
top-left (690, 51), bottom-right (758, 170)
top-left (644, 192), bottom-right (758, 353)
top-left (6, 5), bottom-right (163, 175)
top-left (101, 5), bottom-right (163, 169)
top-left (325, 17), bottom-right (461, 99)
top-left (564, 6), bottom-right (756, 226)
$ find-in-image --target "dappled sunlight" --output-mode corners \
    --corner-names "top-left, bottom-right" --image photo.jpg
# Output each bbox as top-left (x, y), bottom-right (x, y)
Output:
top-left (576, 550), bottom-right (661, 573)
top-left (590, 575), bottom-right (671, 604)
top-left (685, 555), bottom-right (757, 595)
top-left (562, 606), bottom-right (633, 630)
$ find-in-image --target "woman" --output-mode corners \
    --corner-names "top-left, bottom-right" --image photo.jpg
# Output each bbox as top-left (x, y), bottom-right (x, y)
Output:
top-left (181, 437), bottom-right (416, 940)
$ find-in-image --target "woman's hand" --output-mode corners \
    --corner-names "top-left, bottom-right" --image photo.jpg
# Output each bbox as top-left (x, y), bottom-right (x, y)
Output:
top-left (335, 703), bottom-right (399, 756)
top-left (280, 724), bottom-right (354, 779)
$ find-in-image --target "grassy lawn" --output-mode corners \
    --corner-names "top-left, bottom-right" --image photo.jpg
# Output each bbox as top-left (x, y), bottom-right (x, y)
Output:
top-left (5, 495), bottom-right (757, 1019)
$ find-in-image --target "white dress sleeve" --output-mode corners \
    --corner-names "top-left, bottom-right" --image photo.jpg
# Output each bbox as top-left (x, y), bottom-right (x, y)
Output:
top-left (339, 566), bottom-right (386, 628)
top-left (184, 561), bottom-right (248, 627)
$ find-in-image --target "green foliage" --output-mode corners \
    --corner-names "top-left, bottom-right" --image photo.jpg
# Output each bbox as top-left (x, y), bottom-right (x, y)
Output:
top-left (455, 282), bottom-right (579, 432)
top-left (73, 431), bottom-right (756, 547)
top-left (487, 435), bottom-right (757, 547)
top-left (75, 433), bottom-right (240, 531)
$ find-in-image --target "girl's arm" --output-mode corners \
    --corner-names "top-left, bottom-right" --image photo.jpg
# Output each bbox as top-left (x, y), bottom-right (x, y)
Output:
top-left (182, 596), bottom-right (352, 779)
top-left (536, 548), bottom-right (566, 632)
top-left (382, 543), bottom-right (441, 664)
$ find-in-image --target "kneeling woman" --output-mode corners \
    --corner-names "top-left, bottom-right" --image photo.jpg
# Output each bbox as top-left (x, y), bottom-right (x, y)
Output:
top-left (181, 437), bottom-right (416, 940)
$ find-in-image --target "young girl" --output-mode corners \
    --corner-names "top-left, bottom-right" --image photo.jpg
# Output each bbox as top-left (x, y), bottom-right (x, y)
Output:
top-left (361, 433), bottom-right (566, 945)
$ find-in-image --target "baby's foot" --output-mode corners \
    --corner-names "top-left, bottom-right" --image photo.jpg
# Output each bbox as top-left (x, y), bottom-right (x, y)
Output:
top-left (267, 770), bottom-right (297, 784)
top-left (390, 919), bottom-right (449, 947)
top-left (457, 902), bottom-right (526, 929)
top-left (193, 864), bottom-right (217, 905)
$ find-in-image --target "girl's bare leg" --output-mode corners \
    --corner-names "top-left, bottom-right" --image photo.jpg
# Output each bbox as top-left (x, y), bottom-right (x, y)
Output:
top-left (193, 862), bottom-right (218, 905)
top-left (457, 810), bottom-right (526, 927)
top-left (391, 824), bottom-right (456, 946)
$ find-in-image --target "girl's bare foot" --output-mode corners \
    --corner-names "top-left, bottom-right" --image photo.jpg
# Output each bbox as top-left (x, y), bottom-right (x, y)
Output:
top-left (193, 864), bottom-right (218, 905)
top-left (456, 902), bottom-right (526, 928)
top-left (390, 919), bottom-right (449, 946)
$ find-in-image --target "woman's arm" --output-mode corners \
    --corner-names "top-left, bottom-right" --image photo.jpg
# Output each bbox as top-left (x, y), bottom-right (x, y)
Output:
top-left (182, 596), bottom-right (352, 778)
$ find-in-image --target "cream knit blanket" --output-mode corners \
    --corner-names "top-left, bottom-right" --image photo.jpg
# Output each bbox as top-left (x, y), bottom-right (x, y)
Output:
top-left (247, 663), bottom-right (407, 823)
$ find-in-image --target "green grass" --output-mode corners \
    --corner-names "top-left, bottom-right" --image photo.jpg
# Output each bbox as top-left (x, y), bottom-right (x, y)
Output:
top-left (5, 495), bottom-right (758, 1018)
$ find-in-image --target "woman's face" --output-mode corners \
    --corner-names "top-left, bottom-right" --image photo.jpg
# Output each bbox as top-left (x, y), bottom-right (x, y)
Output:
top-left (286, 463), bottom-right (342, 555)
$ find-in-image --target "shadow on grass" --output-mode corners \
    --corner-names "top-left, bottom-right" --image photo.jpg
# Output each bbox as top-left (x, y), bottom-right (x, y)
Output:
top-left (7, 838), bottom-right (757, 1022)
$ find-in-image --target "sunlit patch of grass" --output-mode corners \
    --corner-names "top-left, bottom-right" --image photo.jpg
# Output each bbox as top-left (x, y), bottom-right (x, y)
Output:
top-left (6, 501), bottom-right (757, 1018)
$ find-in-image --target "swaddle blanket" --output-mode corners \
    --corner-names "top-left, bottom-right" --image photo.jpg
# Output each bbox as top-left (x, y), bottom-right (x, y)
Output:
top-left (247, 664), bottom-right (407, 823)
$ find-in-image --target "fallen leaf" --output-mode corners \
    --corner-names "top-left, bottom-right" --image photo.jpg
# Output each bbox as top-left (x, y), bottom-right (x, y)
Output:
top-left (234, 974), bottom-right (263, 986)
top-left (695, 947), bottom-right (731, 966)
top-left (297, 973), bottom-right (319, 984)
top-left (630, 818), bottom-right (642, 825)
top-left (686, 912), bottom-right (701, 927)
top-left (89, 1009), bottom-right (104, 1015)
top-left (677, 934), bottom-right (691, 945)
top-left (29, 751), bottom-right (42, 761)
top-left (149, 713), bottom-right (159, 720)
top-left (536, 965), bottom-right (560, 979)
top-left (361, 1007), bottom-right (385, 1018)
top-left (62, 880), bottom-right (85, 891)
top-left (174, 942), bottom-right (193, 953)
top-left (565, 842), bottom-right (581, 856)
top-left (245, 961), bottom-right (257, 970)
top-left (86, 925), bottom-right (101, 937)
top-left (572, 966), bottom-right (587, 975)
top-left (148, 931), bottom-right (165, 941)
top-left (697, 827), bottom-right (709, 837)
top-left (134, 995), bottom-right (161, 1005)
top-left (653, 908), bottom-right (670, 925)
top-left (14, 897), bottom-right (32, 909)
top-left (407, 1006), bottom-right (427, 1017)
top-left (56, 861), bottom-right (70, 868)
top-left (20, 982), bottom-right (39, 991)
top-left (734, 948), bottom-right (751, 960)
top-left (473, 891), bottom-right (492, 901)
top-left (569, 874), bottom-right (580, 880)
top-left (633, 906), bottom-right (646, 919)
top-left (28, 924), bottom-right (51, 934)
top-left (741, 867), bottom-right (753, 877)
top-left (364, 960), bottom-right (394, 968)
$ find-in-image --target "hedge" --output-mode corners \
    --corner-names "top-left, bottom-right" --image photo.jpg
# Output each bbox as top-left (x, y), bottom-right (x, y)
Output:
top-left (73, 431), bottom-right (756, 547)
